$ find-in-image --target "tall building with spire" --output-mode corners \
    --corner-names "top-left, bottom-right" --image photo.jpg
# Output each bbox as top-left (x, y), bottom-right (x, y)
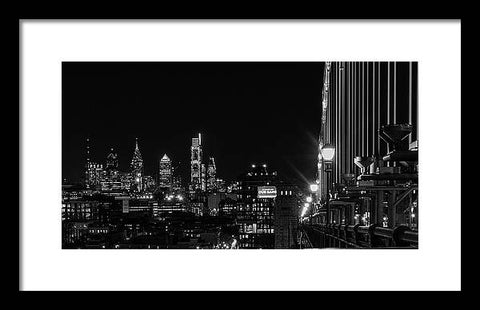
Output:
top-left (130, 138), bottom-right (144, 192)
top-left (190, 133), bottom-right (205, 192)
top-left (207, 157), bottom-right (217, 192)
top-left (106, 148), bottom-right (119, 171)
top-left (105, 148), bottom-right (119, 181)
top-left (158, 154), bottom-right (173, 189)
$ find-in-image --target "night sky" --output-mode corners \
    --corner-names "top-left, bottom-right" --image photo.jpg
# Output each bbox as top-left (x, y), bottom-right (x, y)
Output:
top-left (62, 62), bottom-right (325, 187)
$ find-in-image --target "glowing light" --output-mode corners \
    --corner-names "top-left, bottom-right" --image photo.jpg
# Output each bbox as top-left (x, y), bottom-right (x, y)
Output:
top-left (252, 164), bottom-right (256, 168)
top-left (301, 203), bottom-right (310, 217)
top-left (320, 145), bottom-right (336, 161)
top-left (306, 196), bottom-right (313, 203)
top-left (262, 164), bottom-right (267, 168)
top-left (310, 184), bottom-right (319, 192)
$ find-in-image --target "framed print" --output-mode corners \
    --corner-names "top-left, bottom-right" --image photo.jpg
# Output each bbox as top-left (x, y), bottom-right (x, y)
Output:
top-left (19, 19), bottom-right (461, 291)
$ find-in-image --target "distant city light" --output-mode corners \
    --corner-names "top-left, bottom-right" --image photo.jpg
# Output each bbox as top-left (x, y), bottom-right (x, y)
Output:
top-left (309, 184), bottom-right (319, 192)
top-left (306, 196), bottom-right (313, 203)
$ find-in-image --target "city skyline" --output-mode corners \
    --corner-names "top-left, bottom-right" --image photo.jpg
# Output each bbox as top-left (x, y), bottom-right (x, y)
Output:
top-left (62, 61), bottom-right (418, 250)
top-left (75, 133), bottom-right (270, 187)
top-left (62, 62), bottom-right (325, 186)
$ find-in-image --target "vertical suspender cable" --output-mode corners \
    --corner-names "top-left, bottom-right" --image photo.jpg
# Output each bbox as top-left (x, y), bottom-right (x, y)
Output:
top-left (350, 62), bottom-right (353, 173)
top-left (353, 63), bottom-right (356, 158)
top-left (373, 62), bottom-right (376, 157)
top-left (357, 62), bottom-right (360, 158)
top-left (409, 62), bottom-right (413, 144)
top-left (365, 62), bottom-right (370, 156)
top-left (344, 62), bottom-right (347, 175)
top-left (363, 62), bottom-right (366, 157)
top-left (339, 62), bottom-right (342, 181)
top-left (393, 62), bottom-right (397, 167)
top-left (394, 62), bottom-right (397, 124)
top-left (386, 62), bottom-right (390, 167)
top-left (377, 62), bottom-right (381, 155)
top-left (361, 62), bottom-right (364, 156)
top-left (336, 63), bottom-right (340, 183)
top-left (340, 62), bottom-right (343, 181)
top-left (338, 62), bottom-right (342, 183)
top-left (387, 61), bottom-right (390, 124)
top-left (337, 63), bottom-right (341, 183)
top-left (346, 62), bottom-right (350, 174)
top-left (329, 65), bottom-right (331, 144)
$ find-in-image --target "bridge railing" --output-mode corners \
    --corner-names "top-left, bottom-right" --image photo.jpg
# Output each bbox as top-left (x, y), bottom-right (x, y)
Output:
top-left (301, 223), bottom-right (418, 249)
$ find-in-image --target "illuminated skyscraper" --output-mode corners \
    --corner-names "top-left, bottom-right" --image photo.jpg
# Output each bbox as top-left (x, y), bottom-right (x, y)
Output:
top-left (84, 137), bottom-right (103, 189)
top-left (158, 154), bottom-right (173, 188)
top-left (86, 162), bottom-right (104, 189)
top-left (100, 148), bottom-right (122, 193)
top-left (207, 157), bottom-right (217, 192)
top-left (105, 148), bottom-right (119, 181)
top-left (201, 163), bottom-right (206, 191)
top-left (130, 138), bottom-right (144, 192)
top-left (105, 148), bottom-right (119, 171)
top-left (190, 133), bottom-right (204, 192)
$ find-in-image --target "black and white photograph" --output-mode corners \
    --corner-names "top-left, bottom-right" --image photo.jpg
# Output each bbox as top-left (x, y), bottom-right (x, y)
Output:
top-left (62, 61), bottom-right (418, 250)
top-left (19, 20), bottom-right (461, 291)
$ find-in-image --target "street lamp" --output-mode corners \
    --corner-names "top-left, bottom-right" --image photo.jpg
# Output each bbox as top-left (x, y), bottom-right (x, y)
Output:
top-left (320, 145), bottom-right (336, 161)
top-left (308, 183), bottom-right (319, 224)
top-left (320, 144), bottom-right (335, 233)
